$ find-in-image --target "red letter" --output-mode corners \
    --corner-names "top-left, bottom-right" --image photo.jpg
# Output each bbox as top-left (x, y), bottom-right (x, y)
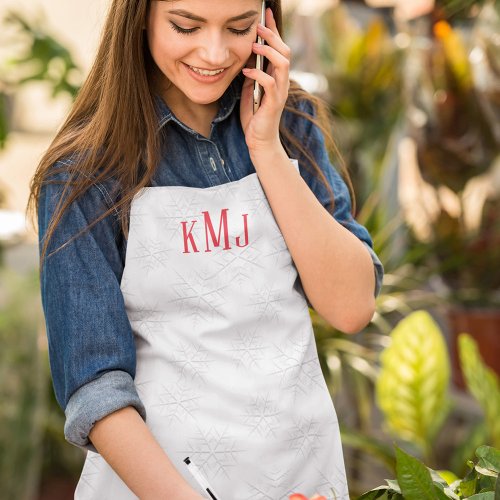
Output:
top-left (203, 209), bottom-right (231, 252)
top-left (181, 220), bottom-right (198, 253)
top-left (235, 213), bottom-right (249, 247)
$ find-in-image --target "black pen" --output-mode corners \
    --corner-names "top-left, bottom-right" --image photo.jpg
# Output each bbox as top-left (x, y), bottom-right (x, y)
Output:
top-left (183, 457), bottom-right (220, 500)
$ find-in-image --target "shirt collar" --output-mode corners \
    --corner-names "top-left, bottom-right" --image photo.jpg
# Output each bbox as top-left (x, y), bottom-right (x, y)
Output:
top-left (154, 72), bottom-right (244, 131)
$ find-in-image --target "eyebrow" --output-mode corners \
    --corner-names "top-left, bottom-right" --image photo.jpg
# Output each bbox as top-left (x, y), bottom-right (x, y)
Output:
top-left (167, 9), bottom-right (259, 23)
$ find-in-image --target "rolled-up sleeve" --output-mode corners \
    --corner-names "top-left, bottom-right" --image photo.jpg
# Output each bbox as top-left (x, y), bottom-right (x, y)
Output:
top-left (285, 100), bottom-right (384, 298)
top-left (38, 168), bottom-right (146, 453)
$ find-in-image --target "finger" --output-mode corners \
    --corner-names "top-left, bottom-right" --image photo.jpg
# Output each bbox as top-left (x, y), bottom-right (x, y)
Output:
top-left (265, 7), bottom-right (278, 36)
top-left (252, 41), bottom-right (289, 89)
top-left (257, 21), bottom-right (291, 61)
top-left (241, 67), bottom-right (282, 108)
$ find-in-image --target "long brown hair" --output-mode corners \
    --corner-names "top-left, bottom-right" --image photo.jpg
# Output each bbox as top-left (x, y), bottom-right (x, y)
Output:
top-left (28, 0), bottom-right (354, 269)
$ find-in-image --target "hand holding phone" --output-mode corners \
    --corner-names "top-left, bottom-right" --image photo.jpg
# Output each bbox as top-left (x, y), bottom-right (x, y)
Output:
top-left (253, 0), bottom-right (266, 114)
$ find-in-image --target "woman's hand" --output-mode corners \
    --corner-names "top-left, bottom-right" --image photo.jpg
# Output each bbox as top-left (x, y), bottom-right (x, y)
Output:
top-left (240, 7), bottom-right (291, 157)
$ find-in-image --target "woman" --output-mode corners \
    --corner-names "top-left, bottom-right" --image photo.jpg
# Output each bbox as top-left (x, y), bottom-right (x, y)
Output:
top-left (29, 0), bottom-right (383, 498)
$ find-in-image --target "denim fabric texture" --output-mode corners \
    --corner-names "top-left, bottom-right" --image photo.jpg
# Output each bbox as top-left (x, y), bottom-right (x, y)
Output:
top-left (38, 74), bottom-right (384, 453)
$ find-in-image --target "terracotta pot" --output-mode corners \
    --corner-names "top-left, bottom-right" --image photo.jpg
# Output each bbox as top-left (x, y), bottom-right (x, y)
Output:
top-left (448, 308), bottom-right (500, 389)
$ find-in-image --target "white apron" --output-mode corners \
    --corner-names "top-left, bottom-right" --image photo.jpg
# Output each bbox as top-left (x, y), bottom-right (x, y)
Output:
top-left (75, 163), bottom-right (349, 500)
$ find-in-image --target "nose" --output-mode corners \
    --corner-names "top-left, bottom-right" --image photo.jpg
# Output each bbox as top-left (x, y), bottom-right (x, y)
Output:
top-left (199, 30), bottom-right (230, 68)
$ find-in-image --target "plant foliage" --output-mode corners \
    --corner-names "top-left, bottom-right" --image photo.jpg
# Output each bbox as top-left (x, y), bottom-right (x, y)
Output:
top-left (358, 445), bottom-right (500, 499)
top-left (376, 311), bottom-right (451, 460)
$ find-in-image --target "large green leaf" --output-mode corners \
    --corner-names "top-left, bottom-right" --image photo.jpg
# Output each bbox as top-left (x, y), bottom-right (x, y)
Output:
top-left (395, 446), bottom-right (439, 500)
top-left (459, 335), bottom-right (500, 448)
top-left (475, 446), bottom-right (500, 475)
top-left (376, 311), bottom-right (451, 457)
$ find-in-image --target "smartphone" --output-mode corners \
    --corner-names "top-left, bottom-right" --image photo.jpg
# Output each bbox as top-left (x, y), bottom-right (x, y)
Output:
top-left (253, 0), bottom-right (266, 114)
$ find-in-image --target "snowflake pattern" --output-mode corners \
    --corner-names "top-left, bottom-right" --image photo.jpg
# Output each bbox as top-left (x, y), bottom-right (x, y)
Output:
top-left (178, 425), bottom-right (246, 479)
top-left (77, 170), bottom-right (348, 500)
top-left (227, 326), bottom-right (267, 371)
top-left (240, 393), bottom-right (281, 438)
top-left (166, 269), bottom-right (228, 328)
top-left (126, 299), bottom-right (171, 341)
top-left (310, 464), bottom-right (350, 500)
top-left (286, 416), bottom-right (326, 461)
top-left (245, 463), bottom-right (306, 500)
top-left (167, 340), bottom-right (214, 385)
top-left (268, 328), bottom-right (324, 402)
top-left (150, 381), bottom-right (202, 425)
top-left (128, 235), bottom-right (171, 273)
top-left (248, 282), bottom-right (285, 324)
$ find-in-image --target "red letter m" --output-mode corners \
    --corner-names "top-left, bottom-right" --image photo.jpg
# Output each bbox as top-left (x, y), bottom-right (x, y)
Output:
top-left (202, 209), bottom-right (231, 252)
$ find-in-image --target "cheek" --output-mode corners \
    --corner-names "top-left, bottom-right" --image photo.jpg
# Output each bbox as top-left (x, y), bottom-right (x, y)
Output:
top-left (236, 38), bottom-right (255, 62)
top-left (148, 32), bottom-right (184, 66)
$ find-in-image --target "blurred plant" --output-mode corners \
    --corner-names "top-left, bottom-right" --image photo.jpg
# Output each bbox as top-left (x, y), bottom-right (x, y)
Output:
top-left (401, 6), bottom-right (500, 307)
top-left (374, 311), bottom-right (500, 470)
top-left (319, 5), bottom-right (406, 207)
top-left (435, 0), bottom-right (500, 20)
top-left (313, 176), bottom-right (441, 486)
top-left (459, 334), bottom-right (500, 448)
top-left (376, 311), bottom-right (451, 465)
top-left (0, 269), bottom-right (46, 500)
top-left (38, 378), bottom-right (85, 495)
top-left (320, 308), bottom-right (500, 495)
top-left (0, 92), bottom-right (8, 149)
top-left (0, 268), bottom-right (83, 497)
top-left (358, 445), bottom-right (500, 499)
top-left (311, 15), bottom-right (437, 452)
top-left (0, 10), bottom-right (82, 149)
top-left (3, 11), bottom-right (81, 97)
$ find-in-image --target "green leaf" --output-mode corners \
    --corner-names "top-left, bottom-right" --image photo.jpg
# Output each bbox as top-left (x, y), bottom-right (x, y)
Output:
top-left (458, 466), bottom-right (479, 497)
top-left (479, 475), bottom-right (497, 492)
top-left (433, 484), bottom-right (454, 500)
top-left (395, 446), bottom-right (438, 500)
top-left (389, 494), bottom-right (404, 500)
top-left (376, 311), bottom-right (451, 457)
top-left (459, 336), bottom-right (500, 449)
top-left (476, 446), bottom-right (500, 474)
top-left (357, 486), bottom-right (390, 499)
top-left (476, 465), bottom-right (499, 478)
top-left (467, 493), bottom-right (495, 500)
top-left (357, 479), bottom-right (403, 498)
top-left (432, 477), bottom-right (462, 500)
top-left (385, 479), bottom-right (401, 493)
top-left (435, 470), bottom-right (460, 486)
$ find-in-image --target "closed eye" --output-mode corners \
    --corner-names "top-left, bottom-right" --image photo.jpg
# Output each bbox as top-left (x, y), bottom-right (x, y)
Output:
top-left (229, 26), bottom-right (253, 36)
top-left (169, 22), bottom-right (198, 35)
top-left (169, 22), bottom-right (253, 36)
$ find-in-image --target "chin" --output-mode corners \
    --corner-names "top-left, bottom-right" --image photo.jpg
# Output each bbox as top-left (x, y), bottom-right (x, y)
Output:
top-left (186, 88), bottom-right (229, 105)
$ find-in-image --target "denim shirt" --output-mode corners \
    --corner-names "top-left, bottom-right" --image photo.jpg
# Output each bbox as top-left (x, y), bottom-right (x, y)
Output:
top-left (38, 75), bottom-right (384, 453)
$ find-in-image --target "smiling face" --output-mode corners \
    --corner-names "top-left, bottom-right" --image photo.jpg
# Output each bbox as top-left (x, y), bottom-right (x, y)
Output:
top-left (146, 0), bottom-right (261, 112)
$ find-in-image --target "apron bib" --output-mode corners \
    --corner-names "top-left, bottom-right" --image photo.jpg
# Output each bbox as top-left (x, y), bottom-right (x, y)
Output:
top-left (75, 165), bottom-right (349, 500)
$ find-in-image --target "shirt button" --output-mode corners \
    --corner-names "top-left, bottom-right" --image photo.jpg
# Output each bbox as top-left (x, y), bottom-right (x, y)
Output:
top-left (209, 157), bottom-right (217, 171)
